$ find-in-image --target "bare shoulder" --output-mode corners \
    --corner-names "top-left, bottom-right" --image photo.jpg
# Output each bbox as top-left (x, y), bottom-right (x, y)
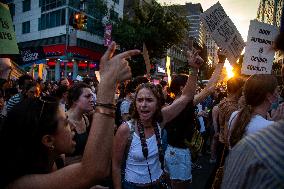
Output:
top-left (113, 122), bottom-right (132, 154)
top-left (115, 122), bottom-right (131, 139)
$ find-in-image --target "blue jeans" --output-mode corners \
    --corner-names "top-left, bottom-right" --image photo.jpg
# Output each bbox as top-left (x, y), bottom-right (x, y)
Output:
top-left (165, 145), bottom-right (192, 181)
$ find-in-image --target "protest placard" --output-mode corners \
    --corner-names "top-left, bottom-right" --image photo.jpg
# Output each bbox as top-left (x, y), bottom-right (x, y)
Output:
top-left (241, 20), bottom-right (278, 75)
top-left (201, 2), bottom-right (245, 64)
top-left (0, 2), bottom-right (19, 55)
top-left (19, 47), bottom-right (46, 66)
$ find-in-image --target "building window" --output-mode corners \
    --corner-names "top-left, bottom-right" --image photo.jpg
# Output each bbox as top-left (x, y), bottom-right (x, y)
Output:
top-left (39, 9), bottom-right (65, 30)
top-left (23, 0), bottom-right (31, 12)
top-left (41, 0), bottom-right (66, 12)
top-left (22, 21), bottom-right (30, 34)
top-left (110, 9), bottom-right (119, 22)
top-left (38, 18), bottom-right (41, 31)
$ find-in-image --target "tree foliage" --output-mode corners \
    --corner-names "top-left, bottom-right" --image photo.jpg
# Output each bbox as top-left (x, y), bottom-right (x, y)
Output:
top-left (86, 0), bottom-right (108, 20)
top-left (112, 1), bottom-right (189, 59)
top-left (69, 0), bottom-right (108, 19)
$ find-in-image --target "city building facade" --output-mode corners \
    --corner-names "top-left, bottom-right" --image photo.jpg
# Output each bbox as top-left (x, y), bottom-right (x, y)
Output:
top-left (257, 0), bottom-right (283, 27)
top-left (205, 33), bottom-right (218, 67)
top-left (166, 3), bottom-right (206, 75)
top-left (174, 3), bottom-right (205, 49)
top-left (8, 0), bottom-right (124, 81)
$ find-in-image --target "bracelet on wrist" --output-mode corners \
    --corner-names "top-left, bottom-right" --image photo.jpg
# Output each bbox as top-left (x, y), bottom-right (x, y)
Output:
top-left (95, 102), bottom-right (116, 110)
top-left (95, 106), bottom-right (115, 118)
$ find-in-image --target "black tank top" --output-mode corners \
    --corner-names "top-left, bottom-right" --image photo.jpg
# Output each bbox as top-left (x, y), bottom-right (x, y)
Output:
top-left (165, 101), bottom-right (195, 148)
top-left (72, 115), bottom-right (89, 156)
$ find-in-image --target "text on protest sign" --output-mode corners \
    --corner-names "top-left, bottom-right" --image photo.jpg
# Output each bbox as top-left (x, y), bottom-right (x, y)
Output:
top-left (241, 20), bottom-right (278, 75)
top-left (19, 47), bottom-right (46, 66)
top-left (0, 2), bottom-right (19, 55)
top-left (201, 2), bottom-right (245, 64)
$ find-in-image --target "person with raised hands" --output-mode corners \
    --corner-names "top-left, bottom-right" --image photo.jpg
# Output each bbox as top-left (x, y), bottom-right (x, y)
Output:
top-left (163, 48), bottom-right (224, 189)
top-left (112, 46), bottom-right (208, 189)
top-left (0, 42), bottom-right (140, 189)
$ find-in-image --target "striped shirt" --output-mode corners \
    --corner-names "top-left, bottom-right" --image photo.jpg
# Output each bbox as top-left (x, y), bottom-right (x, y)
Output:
top-left (221, 120), bottom-right (284, 189)
top-left (6, 93), bottom-right (23, 113)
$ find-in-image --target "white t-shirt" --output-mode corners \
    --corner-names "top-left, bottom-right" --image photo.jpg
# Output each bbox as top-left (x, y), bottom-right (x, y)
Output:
top-left (197, 103), bottom-right (206, 133)
top-left (120, 99), bottom-right (132, 115)
top-left (229, 111), bottom-right (274, 136)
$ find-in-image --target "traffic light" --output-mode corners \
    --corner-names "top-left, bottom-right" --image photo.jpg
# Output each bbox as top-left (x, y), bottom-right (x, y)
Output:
top-left (81, 14), bottom-right (87, 28)
top-left (70, 12), bottom-right (87, 30)
top-left (72, 13), bottom-right (81, 29)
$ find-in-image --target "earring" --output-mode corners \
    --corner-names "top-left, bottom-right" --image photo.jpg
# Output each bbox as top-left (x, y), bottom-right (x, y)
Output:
top-left (49, 145), bottom-right (55, 151)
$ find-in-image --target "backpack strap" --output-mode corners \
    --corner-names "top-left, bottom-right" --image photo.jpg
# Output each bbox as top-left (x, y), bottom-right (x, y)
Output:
top-left (121, 120), bottom-right (135, 181)
top-left (124, 120), bottom-right (135, 162)
top-left (227, 112), bottom-right (239, 148)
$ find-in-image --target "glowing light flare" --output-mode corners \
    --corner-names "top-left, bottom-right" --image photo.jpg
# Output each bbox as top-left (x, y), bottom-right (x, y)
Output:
top-left (208, 56), bottom-right (213, 67)
top-left (166, 56), bottom-right (172, 86)
top-left (224, 59), bottom-right (234, 79)
top-left (75, 13), bottom-right (80, 19)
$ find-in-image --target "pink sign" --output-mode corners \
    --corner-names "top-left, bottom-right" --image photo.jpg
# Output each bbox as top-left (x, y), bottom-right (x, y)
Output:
top-left (104, 24), bottom-right (112, 46)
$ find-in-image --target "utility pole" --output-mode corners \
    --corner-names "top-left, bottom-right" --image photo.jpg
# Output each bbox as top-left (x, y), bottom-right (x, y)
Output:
top-left (64, 0), bottom-right (70, 78)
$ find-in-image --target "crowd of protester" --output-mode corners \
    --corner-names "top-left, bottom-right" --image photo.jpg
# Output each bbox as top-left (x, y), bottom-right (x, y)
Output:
top-left (0, 36), bottom-right (283, 189)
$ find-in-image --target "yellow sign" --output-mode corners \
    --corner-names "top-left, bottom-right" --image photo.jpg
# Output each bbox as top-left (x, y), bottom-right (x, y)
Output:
top-left (0, 2), bottom-right (19, 55)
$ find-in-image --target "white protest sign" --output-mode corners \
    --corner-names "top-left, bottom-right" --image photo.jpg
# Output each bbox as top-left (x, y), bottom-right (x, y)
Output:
top-left (241, 20), bottom-right (278, 75)
top-left (201, 2), bottom-right (245, 64)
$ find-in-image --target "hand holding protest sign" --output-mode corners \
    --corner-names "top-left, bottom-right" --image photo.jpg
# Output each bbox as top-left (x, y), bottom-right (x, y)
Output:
top-left (187, 48), bottom-right (204, 69)
top-left (217, 48), bottom-right (226, 64)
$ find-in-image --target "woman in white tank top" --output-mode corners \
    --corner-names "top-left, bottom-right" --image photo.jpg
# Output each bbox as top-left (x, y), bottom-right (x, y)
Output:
top-left (112, 50), bottom-right (208, 189)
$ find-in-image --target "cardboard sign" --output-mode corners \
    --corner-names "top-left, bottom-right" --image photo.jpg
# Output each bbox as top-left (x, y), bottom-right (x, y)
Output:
top-left (0, 2), bottom-right (19, 55)
top-left (201, 2), bottom-right (245, 64)
top-left (241, 20), bottom-right (278, 75)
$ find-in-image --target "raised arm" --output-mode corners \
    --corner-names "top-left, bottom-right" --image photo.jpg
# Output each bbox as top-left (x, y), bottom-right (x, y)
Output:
top-left (8, 42), bottom-right (140, 189)
top-left (161, 50), bottom-right (201, 127)
top-left (193, 52), bottom-right (225, 106)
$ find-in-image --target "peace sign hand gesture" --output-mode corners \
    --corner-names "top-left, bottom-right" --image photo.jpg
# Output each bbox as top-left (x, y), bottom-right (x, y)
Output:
top-left (187, 48), bottom-right (203, 69)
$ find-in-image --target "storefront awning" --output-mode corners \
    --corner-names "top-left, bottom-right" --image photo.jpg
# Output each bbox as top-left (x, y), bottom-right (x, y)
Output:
top-left (43, 45), bottom-right (103, 60)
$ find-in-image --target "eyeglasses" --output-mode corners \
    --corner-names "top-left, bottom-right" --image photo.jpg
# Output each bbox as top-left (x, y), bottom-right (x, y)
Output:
top-left (38, 96), bottom-right (57, 120)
